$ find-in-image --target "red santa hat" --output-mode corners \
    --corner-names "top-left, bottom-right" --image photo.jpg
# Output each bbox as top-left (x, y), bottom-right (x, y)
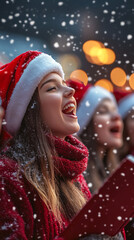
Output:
top-left (67, 80), bottom-right (117, 135)
top-left (0, 50), bottom-right (64, 136)
top-left (113, 90), bottom-right (132, 103)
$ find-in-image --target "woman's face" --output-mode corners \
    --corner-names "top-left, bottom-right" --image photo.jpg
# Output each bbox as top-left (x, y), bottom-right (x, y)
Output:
top-left (38, 72), bottom-right (79, 138)
top-left (125, 109), bottom-right (134, 147)
top-left (93, 99), bottom-right (123, 148)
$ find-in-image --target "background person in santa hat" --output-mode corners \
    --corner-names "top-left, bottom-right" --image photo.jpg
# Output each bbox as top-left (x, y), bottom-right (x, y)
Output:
top-left (67, 80), bottom-right (123, 195)
top-left (117, 92), bottom-right (134, 160)
top-left (67, 80), bottom-right (126, 239)
top-left (116, 92), bottom-right (134, 240)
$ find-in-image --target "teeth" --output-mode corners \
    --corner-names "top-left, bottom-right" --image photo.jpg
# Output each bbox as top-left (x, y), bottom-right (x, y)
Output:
top-left (63, 103), bottom-right (75, 110)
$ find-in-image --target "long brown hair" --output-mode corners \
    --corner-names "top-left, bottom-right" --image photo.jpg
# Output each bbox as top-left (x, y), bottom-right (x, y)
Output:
top-left (4, 90), bottom-right (86, 225)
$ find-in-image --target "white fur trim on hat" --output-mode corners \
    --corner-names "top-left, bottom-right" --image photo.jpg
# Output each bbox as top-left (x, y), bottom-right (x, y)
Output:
top-left (118, 93), bottom-right (134, 119)
top-left (6, 53), bottom-right (64, 135)
top-left (77, 86), bottom-right (117, 135)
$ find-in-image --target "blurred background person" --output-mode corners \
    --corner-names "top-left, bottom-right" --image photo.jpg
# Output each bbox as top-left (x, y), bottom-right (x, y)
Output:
top-left (67, 80), bottom-right (123, 194)
top-left (117, 92), bottom-right (134, 159)
top-left (117, 92), bottom-right (134, 240)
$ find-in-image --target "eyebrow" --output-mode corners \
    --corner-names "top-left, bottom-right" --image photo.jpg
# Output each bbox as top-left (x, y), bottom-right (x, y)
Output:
top-left (40, 79), bottom-right (65, 89)
top-left (99, 105), bottom-right (107, 109)
top-left (98, 104), bottom-right (117, 111)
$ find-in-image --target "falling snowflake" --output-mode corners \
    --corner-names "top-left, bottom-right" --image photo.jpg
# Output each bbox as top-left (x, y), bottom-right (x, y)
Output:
top-left (127, 34), bottom-right (133, 40)
top-left (53, 42), bottom-right (59, 48)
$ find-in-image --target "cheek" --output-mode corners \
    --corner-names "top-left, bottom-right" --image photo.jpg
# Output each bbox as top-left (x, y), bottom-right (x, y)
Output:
top-left (40, 96), bottom-right (61, 124)
top-left (96, 128), bottom-right (108, 143)
top-left (94, 117), bottom-right (110, 142)
top-left (94, 117), bottom-right (109, 133)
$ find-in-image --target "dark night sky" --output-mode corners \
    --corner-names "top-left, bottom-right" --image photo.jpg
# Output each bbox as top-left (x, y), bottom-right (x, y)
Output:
top-left (0, 0), bottom-right (134, 84)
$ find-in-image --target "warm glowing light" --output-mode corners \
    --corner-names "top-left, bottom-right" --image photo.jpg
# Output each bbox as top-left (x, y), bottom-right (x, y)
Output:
top-left (58, 54), bottom-right (81, 79)
top-left (129, 73), bottom-right (134, 90)
top-left (88, 47), bottom-right (100, 57)
top-left (83, 40), bottom-right (115, 65)
top-left (97, 48), bottom-right (116, 65)
top-left (110, 67), bottom-right (126, 87)
top-left (95, 79), bottom-right (114, 92)
top-left (85, 53), bottom-right (103, 65)
top-left (70, 69), bottom-right (88, 86)
top-left (83, 40), bottom-right (104, 55)
top-left (88, 47), bottom-right (106, 65)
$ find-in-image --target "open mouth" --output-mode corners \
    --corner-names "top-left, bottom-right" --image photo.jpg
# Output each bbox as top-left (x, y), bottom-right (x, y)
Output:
top-left (62, 103), bottom-right (76, 115)
top-left (110, 126), bottom-right (120, 134)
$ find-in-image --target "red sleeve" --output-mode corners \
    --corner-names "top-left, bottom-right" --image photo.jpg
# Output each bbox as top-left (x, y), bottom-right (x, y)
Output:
top-left (0, 159), bottom-right (34, 239)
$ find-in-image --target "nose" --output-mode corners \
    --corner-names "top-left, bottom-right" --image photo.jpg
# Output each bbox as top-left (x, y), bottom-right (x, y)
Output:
top-left (111, 112), bottom-right (122, 121)
top-left (64, 86), bottom-right (75, 98)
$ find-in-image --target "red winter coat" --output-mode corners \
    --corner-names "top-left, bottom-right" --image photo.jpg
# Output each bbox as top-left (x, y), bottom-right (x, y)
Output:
top-left (0, 157), bottom-right (91, 240)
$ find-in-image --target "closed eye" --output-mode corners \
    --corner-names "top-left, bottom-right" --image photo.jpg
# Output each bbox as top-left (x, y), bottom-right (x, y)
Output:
top-left (96, 109), bottom-right (108, 115)
top-left (47, 87), bottom-right (57, 92)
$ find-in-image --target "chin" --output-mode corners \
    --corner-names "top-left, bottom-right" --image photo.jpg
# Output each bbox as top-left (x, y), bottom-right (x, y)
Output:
top-left (67, 124), bottom-right (80, 135)
top-left (111, 140), bottom-right (123, 149)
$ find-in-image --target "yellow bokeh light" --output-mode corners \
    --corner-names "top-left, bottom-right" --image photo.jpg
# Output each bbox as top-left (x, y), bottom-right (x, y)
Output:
top-left (83, 40), bottom-right (115, 65)
top-left (97, 48), bottom-right (116, 65)
top-left (129, 73), bottom-right (134, 90)
top-left (95, 79), bottom-right (114, 92)
top-left (110, 67), bottom-right (126, 87)
top-left (70, 69), bottom-right (88, 86)
top-left (85, 53), bottom-right (103, 65)
top-left (88, 46), bottom-right (105, 65)
top-left (83, 40), bottom-right (104, 55)
top-left (88, 46), bottom-right (100, 57)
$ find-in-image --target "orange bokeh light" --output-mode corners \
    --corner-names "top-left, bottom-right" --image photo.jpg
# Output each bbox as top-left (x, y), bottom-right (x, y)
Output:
top-left (95, 79), bottom-right (114, 92)
top-left (85, 53), bottom-right (103, 66)
top-left (97, 48), bottom-right (116, 65)
top-left (83, 40), bottom-right (115, 65)
top-left (110, 67), bottom-right (127, 87)
top-left (70, 69), bottom-right (88, 86)
top-left (82, 40), bottom-right (104, 55)
top-left (83, 40), bottom-right (104, 65)
top-left (129, 73), bottom-right (134, 90)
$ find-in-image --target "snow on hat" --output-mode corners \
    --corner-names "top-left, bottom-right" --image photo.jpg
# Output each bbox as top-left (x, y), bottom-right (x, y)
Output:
top-left (67, 80), bottom-right (117, 135)
top-left (0, 50), bottom-right (64, 136)
top-left (118, 93), bottom-right (134, 119)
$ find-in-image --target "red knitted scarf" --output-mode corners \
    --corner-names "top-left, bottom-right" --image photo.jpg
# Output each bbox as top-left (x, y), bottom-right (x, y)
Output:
top-left (48, 135), bottom-right (89, 180)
